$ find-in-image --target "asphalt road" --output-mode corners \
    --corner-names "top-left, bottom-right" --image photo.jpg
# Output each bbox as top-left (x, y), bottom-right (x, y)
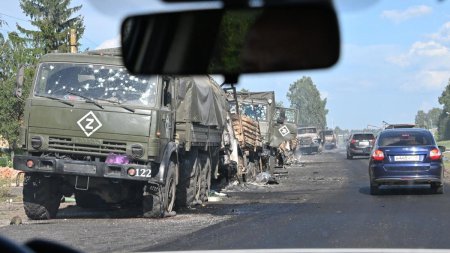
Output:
top-left (2, 148), bottom-right (450, 252)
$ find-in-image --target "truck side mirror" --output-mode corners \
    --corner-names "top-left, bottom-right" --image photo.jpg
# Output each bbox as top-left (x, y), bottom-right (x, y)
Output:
top-left (15, 66), bottom-right (25, 98)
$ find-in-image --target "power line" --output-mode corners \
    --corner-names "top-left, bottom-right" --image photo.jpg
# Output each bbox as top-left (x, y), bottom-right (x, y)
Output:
top-left (0, 12), bottom-right (30, 23)
top-left (0, 12), bottom-right (101, 48)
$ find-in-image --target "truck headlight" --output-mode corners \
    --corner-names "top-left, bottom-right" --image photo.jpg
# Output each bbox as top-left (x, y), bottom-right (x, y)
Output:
top-left (31, 136), bottom-right (43, 149)
top-left (131, 144), bottom-right (144, 158)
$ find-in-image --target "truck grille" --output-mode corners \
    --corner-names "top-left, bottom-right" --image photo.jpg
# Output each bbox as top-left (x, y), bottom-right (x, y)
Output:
top-left (299, 137), bottom-right (312, 145)
top-left (48, 137), bottom-right (127, 156)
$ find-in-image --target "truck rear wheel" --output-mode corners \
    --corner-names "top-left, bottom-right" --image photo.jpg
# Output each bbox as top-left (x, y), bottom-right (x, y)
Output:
top-left (143, 160), bottom-right (176, 218)
top-left (176, 154), bottom-right (201, 208)
top-left (199, 153), bottom-right (211, 203)
top-left (23, 173), bottom-right (62, 220)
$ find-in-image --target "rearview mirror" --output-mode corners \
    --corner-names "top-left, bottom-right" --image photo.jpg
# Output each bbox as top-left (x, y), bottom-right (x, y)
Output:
top-left (15, 66), bottom-right (25, 98)
top-left (121, 2), bottom-right (340, 76)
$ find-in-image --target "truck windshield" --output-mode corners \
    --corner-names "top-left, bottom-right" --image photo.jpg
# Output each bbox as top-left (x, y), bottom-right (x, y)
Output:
top-left (298, 128), bottom-right (316, 134)
top-left (273, 108), bottom-right (296, 123)
top-left (285, 110), bottom-right (296, 123)
top-left (34, 62), bottom-right (157, 107)
top-left (239, 102), bottom-right (268, 121)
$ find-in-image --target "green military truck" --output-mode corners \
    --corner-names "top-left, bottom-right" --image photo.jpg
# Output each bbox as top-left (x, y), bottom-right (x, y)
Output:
top-left (13, 51), bottom-right (228, 219)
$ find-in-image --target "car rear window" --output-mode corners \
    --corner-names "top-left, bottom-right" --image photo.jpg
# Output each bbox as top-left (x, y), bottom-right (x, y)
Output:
top-left (352, 134), bottom-right (374, 140)
top-left (378, 131), bottom-right (434, 146)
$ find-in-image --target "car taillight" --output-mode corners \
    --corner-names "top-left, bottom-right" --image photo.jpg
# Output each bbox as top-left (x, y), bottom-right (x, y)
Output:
top-left (430, 148), bottom-right (442, 160)
top-left (372, 149), bottom-right (384, 161)
top-left (350, 139), bottom-right (356, 144)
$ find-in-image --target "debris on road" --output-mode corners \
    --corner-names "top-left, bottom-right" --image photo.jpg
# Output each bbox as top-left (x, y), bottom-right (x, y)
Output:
top-left (207, 190), bottom-right (228, 202)
top-left (9, 216), bottom-right (22, 225)
top-left (255, 172), bottom-right (279, 185)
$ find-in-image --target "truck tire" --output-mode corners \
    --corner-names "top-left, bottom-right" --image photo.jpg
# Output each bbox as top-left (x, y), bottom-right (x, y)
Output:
top-left (176, 154), bottom-right (201, 208)
top-left (143, 160), bottom-right (176, 218)
top-left (75, 190), bottom-right (108, 209)
top-left (23, 173), bottom-right (62, 220)
top-left (199, 153), bottom-right (211, 203)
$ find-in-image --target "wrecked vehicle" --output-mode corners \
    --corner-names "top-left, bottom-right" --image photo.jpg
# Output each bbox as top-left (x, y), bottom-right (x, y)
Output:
top-left (223, 85), bottom-right (263, 181)
top-left (297, 126), bottom-right (321, 154)
top-left (233, 91), bottom-right (277, 172)
top-left (320, 129), bottom-right (337, 149)
top-left (273, 107), bottom-right (299, 165)
top-left (13, 50), bottom-right (229, 219)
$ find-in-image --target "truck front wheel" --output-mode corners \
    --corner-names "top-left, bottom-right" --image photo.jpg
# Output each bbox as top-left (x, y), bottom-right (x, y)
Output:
top-left (23, 173), bottom-right (62, 220)
top-left (143, 160), bottom-right (176, 218)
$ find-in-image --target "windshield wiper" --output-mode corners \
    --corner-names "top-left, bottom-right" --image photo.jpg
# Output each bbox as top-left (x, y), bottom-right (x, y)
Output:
top-left (67, 91), bottom-right (104, 109)
top-left (96, 98), bottom-right (135, 113)
top-left (35, 94), bottom-right (74, 107)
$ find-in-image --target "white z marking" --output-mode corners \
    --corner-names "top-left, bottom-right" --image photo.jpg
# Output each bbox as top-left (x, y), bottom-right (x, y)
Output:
top-left (85, 118), bottom-right (94, 130)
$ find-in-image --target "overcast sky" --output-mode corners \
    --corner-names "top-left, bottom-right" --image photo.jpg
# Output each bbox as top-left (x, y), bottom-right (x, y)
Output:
top-left (2, 0), bottom-right (450, 130)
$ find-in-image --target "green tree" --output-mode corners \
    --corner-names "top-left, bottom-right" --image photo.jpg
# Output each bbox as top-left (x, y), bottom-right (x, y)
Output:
top-left (415, 110), bottom-right (427, 128)
top-left (240, 88), bottom-right (249, 92)
top-left (438, 80), bottom-right (450, 140)
top-left (427, 108), bottom-right (441, 129)
top-left (0, 32), bottom-right (37, 148)
top-left (287, 76), bottom-right (328, 128)
top-left (17, 0), bottom-right (85, 54)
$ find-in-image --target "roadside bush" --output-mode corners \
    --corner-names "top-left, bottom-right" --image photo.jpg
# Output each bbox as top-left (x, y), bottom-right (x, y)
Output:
top-left (0, 178), bottom-right (11, 200)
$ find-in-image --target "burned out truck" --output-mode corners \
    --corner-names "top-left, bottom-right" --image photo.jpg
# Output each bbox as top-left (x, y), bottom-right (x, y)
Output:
top-left (273, 107), bottom-right (299, 165)
top-left (233, 91), bottom-right (277, 172)
top-left (13, 51), bottom-right (229, 219)
top-left (223, 86), bottom-right (263, 181)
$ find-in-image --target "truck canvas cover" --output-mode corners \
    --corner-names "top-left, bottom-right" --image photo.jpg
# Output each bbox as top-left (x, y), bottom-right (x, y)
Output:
top-left (176, 76), bottom-right (227, 127)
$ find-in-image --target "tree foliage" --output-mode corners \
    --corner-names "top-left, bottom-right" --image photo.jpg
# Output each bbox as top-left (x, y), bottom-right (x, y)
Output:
top-left (287, 76), bottom-right (328, 128)
top-left (438, 80), bottom-right (450, 140)
top-left (275, 101), bottom-right (284, 107)
top-left (0, 32), bottom-right (37, 148)
top-left (17, 0), bottom-right (85, 54)
top-left (0, 1), bottom-right (84, 148)
top-left (415, 110), bottom-right (427, 128)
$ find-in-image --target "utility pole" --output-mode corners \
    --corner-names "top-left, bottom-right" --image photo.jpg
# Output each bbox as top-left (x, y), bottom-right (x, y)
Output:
top-left (69, 28), bottom-right (78, 53)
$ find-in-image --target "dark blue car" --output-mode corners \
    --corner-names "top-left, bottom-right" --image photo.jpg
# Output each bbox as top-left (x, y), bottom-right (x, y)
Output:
top-left (368, 128), bottom-right (445, 195)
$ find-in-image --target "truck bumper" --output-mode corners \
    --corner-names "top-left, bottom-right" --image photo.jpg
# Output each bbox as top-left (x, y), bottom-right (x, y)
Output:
top-left (13, 155), bottom-right (154, 182)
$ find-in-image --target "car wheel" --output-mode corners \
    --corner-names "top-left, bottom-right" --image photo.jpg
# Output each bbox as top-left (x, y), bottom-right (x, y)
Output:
top-left (431, 183), bottom-right (444, 194)
top-left (370, 182), bottom-right (380, 195)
